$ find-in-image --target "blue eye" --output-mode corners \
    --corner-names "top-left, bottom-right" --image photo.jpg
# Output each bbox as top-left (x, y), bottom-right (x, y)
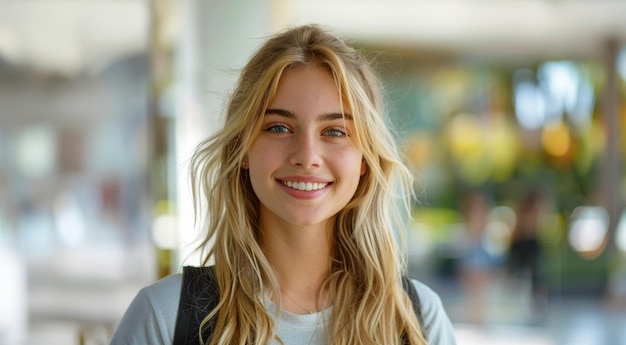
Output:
top-left (265, 124), bottom-right (291, 133)
top-left (325, 128), bottom-right (347, 137)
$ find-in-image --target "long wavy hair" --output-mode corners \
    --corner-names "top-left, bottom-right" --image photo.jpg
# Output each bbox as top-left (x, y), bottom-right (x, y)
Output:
top-left (190, 24), bottom-right (425, 345)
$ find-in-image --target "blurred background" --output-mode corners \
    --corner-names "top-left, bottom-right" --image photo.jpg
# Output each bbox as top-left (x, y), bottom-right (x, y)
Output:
top-left (1, 0), bottom-right (625, 344)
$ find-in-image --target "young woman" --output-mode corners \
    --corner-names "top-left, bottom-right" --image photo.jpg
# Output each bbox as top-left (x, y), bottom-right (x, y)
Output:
top-left (111, 24), bottom-right (457, 345)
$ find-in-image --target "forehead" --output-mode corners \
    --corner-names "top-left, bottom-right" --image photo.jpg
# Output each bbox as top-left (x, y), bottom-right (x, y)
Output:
top-left (268, 64), bottom-right (350, 114)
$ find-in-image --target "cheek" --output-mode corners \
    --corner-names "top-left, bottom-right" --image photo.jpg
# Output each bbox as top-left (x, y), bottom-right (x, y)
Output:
top-left (247, 142), bottom-right (280, 175)
top-left (340, 151), bottom-right (365, 180)
top-left (247, 140), bottom-right (265, 164)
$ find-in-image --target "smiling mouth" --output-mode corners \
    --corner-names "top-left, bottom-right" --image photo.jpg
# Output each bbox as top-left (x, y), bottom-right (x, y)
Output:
top-left (281, 180), bottom-right (329, 191)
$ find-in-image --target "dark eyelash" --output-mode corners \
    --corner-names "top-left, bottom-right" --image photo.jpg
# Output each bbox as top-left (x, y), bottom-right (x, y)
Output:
top-left (263, 123), bottom-right (290, 133)
top-left (326, 127), bottom-right (348, 136)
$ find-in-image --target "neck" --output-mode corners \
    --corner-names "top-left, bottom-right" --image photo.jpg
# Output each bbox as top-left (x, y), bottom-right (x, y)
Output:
top-left (263, 226), bottom-right (331, 288)
top-left (260, 219), bottom-right (333, 313)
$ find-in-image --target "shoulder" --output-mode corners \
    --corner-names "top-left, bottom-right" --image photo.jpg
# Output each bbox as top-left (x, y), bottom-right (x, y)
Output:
top-left (144, 273), bottom-right (183, 300)
top-left (110, 274), bottom-right (183, 345)
top-left (130, 273), bottom-right (183, 316)
top-left (409, 278), bottom-right (458, 345)
top-left (409, 279), bottom-right (444, 311)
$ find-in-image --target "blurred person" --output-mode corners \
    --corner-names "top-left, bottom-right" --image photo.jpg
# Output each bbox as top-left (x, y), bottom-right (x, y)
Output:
top-left (111, 24), bottom-right (456, 345)
top-left (507, 188), bottom-right (546, 307)
top-left (457, 190), bottom-right (497, 324)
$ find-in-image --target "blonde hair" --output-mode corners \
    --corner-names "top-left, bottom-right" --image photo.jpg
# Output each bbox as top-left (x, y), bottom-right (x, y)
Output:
top-left (190, 24), bottom-right (425, 345)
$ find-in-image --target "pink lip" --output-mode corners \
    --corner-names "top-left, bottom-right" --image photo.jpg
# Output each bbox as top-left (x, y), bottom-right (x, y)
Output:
top-left (276, 175), bottom-right (331, 183)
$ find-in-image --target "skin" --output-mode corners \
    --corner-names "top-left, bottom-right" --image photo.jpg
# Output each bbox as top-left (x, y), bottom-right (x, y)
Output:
top-left (245, 64), bottom-right (366, 314)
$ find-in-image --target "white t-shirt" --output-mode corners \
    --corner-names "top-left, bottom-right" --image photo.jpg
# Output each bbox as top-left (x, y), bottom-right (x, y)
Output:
top-left (110, 274), bottom-right (457, 345)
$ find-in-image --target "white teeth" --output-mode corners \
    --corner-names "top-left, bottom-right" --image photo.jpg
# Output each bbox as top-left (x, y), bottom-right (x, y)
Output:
top-left (282, 180), bottom-right (328, 191)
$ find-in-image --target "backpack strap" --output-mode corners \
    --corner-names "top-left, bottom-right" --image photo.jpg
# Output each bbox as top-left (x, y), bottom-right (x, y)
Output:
top-left (174, 266), bottom-right (425, 344)
top-left (173, 266), bottom-right (219, 345)
top-left (402, 275), bottom-right (426, 342)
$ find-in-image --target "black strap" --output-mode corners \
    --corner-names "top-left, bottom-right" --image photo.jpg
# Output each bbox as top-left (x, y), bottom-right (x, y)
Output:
top-left (402, 275), bottom-right (426, 343)
top-left (174, 266), bottom-right (219, 345)
top-left (174, 266), bottom-right (424, 345)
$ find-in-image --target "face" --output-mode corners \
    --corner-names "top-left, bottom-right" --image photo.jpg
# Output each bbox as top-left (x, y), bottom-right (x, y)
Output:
top-left (246, 64), bottom-right (366, 231)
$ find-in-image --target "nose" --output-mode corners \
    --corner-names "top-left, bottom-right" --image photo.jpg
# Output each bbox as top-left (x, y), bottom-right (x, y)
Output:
top-left (288, 132), bottom-right (322, 169)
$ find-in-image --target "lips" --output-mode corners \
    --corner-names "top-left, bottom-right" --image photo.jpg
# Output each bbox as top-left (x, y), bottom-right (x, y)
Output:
top-left (281, 180), bottom-right (329, 191)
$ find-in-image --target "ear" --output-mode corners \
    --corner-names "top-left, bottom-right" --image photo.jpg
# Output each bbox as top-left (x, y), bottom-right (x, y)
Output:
top-left (360, 158), bottom-right (367, 176)
top-left (242, 156), bottom-right (249, 170)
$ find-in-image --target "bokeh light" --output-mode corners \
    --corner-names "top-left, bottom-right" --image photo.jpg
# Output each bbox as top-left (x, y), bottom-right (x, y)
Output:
top-left (567, 206), bottom-right (609, 259)
top-left (542, 120), bottom-right (571, 157)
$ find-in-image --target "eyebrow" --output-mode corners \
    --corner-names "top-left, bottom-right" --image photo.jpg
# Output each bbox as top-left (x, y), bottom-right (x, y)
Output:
top-left (265, 108), bottom-right (353, 121)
